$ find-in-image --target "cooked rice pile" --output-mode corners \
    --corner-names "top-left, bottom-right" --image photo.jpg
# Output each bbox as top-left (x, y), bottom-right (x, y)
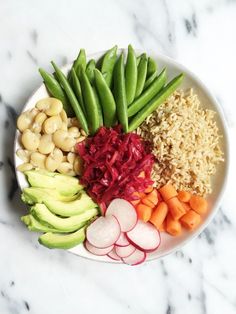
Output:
top-left (137, 89), bottom-right (224, 196)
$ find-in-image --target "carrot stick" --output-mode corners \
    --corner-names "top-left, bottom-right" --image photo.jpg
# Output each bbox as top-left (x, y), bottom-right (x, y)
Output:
top-left (189, 195), bottom-right (208, 215)
top-left (181, 202), bottom-right (191, 212)
top-left (136, 203), bottom-right (153, 222)
top-left (159, 183), bottom-right (177, 202)
top-left (177, 190), bottom-right (191, 203)
top-left (159, 221), bottom-right (166, 232)
top-left (131, 199), bottom-right (140, 206)
top-left (157, 191), bottom-right (162, 202)
top-left (166, 213), bottom-right (182, 236)
top-left (138, 171), bottom-right (145, 178)
top-left (138, 192), bottom-right (146, 198)
top-left (145, 189), bottom-right (158, 206)
top-left (166, 197), bottom-right (186, 220)
top-left (145, 185), bottom-right (154, 193)
top-left (149, 202), bottom-right (168, 229)
top-left (180, 210), bottom-right (201, 230)
top-left (142, 198), bottom-right (156, 208)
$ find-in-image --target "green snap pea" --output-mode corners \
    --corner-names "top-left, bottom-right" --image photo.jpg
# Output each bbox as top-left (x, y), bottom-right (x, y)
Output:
top-left (51, 61), bottom-right (89, 134)
top-left (128, 73), bottom-right (184, 132)
top-left (113, 53), bottom-right (128, 133)
top-left (147, 57), bottom-right (157, 77)
top-left (73, 49), bottom-right (86, 76)
top-left (80, 68), bottom-right (101, 134)
top-left (101, 45), bottom-right (117, 88)
top-left (136, 54), bottom-right (142, 66)
top-left (70, 68), bottom-right (86, 117)
top-left (94, 69), bottom-right (116, 127)
top-left (86, 59), bottom-right (96, 85)
top-left (92, 86), bottom-right (103, 126)
top-left (128, 68), bottom-right (167, 117)
top-left (144, 70), bottom-right (157, 90)
top-left (135, 53), bottom-right (148, 98)
top-left (125, 44), bottom-right (137, 105)
top-left (39, 68), bottom-right (74, 117)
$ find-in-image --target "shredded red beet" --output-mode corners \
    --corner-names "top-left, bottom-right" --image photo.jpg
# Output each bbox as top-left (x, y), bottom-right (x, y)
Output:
top-left (76, 126), bottom-right (154, 206)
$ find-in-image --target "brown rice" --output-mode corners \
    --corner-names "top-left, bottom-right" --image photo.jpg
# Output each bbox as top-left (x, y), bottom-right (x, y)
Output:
top-left (137, 89), bottom-right (224, 196)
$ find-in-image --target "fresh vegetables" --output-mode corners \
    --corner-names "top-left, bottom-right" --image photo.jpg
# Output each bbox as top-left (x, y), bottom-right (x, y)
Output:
top-left (113, 53), bottom-right (128, 133)
top-left (21, 170), bottom-right (98, 249)
top-left (76, 126), bottom-right (154, 205)
top-left (129, 73), bottom-right (184, 132)
top-left (84, 198), bottom-right (161, 265)
top-left (135, 53), bottom-right (148, 98)
top-left (147, 57), bottom-right (157, 78)
top-left (100, 45), bottom-right (117, 88)
top-left (125, 44), bottom-right (137, 105)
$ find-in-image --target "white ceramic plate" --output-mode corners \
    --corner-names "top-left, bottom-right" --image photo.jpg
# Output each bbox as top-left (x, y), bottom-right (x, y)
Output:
top-left (14, 49), bottom-right (229, 263)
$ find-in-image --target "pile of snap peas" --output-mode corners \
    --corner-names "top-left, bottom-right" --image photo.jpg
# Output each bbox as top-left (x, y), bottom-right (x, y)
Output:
top-left (39, 45), bottom-right (184, 135)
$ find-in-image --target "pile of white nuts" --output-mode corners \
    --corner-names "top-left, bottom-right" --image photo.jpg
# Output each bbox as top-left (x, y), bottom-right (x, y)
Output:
top-left (16, 97), bottom-right (85, 176)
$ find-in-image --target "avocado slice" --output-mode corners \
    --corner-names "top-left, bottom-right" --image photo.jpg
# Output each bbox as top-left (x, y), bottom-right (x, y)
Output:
top-left (21, 215), bottom-right (65, 233)
top-left (24, 169), bottom-right (83, 196)
top-left (31, 204), bottom-right (98, 232)
top-left (22, 187), bottom-right (79, 205)
top-left (38, 227), bottom-right (86, 249)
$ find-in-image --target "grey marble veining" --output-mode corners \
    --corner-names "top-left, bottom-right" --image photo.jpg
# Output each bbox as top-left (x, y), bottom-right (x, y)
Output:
top-left (0, 0), bottom-right (236, 313)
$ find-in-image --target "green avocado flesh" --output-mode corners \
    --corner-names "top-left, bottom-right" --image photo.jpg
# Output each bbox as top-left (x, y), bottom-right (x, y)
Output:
top-left (22, 187), bottom-right (96, 217)
top-left (39, 227), bottom-right (86, 249)
top-left (21, 215), bottom-right (65, 233)
top-left (24, 169), bottom-right (83, 196)
top-left (31, 204), bottom-right (98, 232)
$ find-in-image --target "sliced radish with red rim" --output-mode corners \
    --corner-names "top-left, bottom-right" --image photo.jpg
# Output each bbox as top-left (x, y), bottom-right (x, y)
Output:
top-left (115, 232), bottom-right (130, 247)
top-left (115, 244), bottom-right (136, 258)
top-left (122, 249), bottom-right (146, 265)
top-left (107, 249), bottom-right (122, 261)
top-left (126, 220), bottom-right (161, 252)
top-left (86, 215), bottom-right (121, 249)
top-left (85, 241), bottom-right (113, 256)
top-left (106, 198), bottom-right (137, 232)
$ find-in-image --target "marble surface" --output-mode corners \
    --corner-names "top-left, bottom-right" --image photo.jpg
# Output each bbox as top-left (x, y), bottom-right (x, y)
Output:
top-left (0, 0), bottom-right (236, 313)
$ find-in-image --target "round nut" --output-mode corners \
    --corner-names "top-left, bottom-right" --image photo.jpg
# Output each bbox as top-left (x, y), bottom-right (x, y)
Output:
top-left (61, 122), bottom-right (68, 131)
top-left (60, 110), bottom-right (68, 124)
top-left (21, 129), bottom-right (40, 151)
top-left (17, 163), bottom-right (33, 172)
top-left (30, 152), bottom-right (46, 169)
top-left (16, 149), bottom-right (31, 163)
top-left (38, 134), bottom-right (55, 154)
top-left (57, 162), bottom-right (76, 176)
top-left (31, 112), bottom-right (47, 133)
top-left (45, 148), bottom-right (63, 172)
top-left (43, 115), bottom-right (62, 134)
top-left (68, 127), bottom-right (80, 138)
top-left (67, 152), bottom-right (76, 164)
top-left (17, 110), bottom-right (33, 132)
top-left (36, 97), bottom-right (63, 116)
top-left (53, 130), bottom-right (76, 152)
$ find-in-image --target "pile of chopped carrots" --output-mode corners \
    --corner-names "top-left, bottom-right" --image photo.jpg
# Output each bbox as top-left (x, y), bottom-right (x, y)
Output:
top-left (131, 183), bottom-right (208, 236)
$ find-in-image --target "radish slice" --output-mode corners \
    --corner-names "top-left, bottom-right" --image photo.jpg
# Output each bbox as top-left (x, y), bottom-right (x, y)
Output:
top-left (86, 216), bottom-right (121, 249)
top-left (107, 249), bottom-right (121, 261)
top-left (122, 249), bottom-right (146, 266)
top-left (115, 244), bottom-right (136, 258)
top-left (85, 241), bottom-right (113, 256)
top-left (106, 198), bottom-right (137, 232)
top-left (126, 220), bottom-right (161, 252)
top-left (115, 232), bottom-right (130, 247)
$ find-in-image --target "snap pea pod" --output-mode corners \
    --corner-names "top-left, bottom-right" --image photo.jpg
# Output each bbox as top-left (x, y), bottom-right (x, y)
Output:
top-left (101, 45), bottom-right (117, 88)
top-left (70, 68), bottom-right (86, 117)
top-left (128, 73), bottom-right (184, 132)
top-left (144, 70), bottom-right (157, 90)
top-left (73, 49), bottom-right (86, 76)
top-left (136, 54), bottom-right (142, 66)
top-left (147, 57), bottom-right (157, 77)
top-left (135, 53), bottom-right (148, 98)
top-left (125, 44), bottom-right (137, 105)
top-left (86, 59), bottom-right (96, 85)
top-left (80, 68), bottom-right (101, 134)
top-left (113, 53), bottom-right (128, 133)
top-left (128, 68), bottom-right (167, 117)
top-left (51, 61), bottom-right (89, 134)
top-left (38, 68), bottom-right (74, 117)
top-left (94, 68), bottom-right (116, 127)
top-left (92, 86), bottom-right (103, 126)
